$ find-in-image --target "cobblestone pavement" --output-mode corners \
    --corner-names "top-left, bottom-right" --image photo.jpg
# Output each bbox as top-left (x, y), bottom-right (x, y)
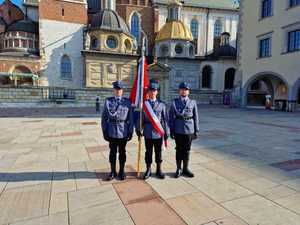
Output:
top-left (0, 107), bottom-right (300, 225)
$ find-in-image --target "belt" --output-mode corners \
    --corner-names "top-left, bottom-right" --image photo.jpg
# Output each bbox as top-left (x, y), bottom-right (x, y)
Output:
top-left (108, 119), bottom-right (125, 123)
top-left (176, 116), bottom-right (193, 121)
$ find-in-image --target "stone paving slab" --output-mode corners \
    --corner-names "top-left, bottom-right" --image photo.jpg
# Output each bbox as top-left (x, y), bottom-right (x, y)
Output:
top-left (184, 167), bottom-right (253, 203)
top-left (0, 183), bottom-right (51, 224)
top-left (222, 195), bottom-right (300, 225)
top-left (10, 212), bottom-right (68, 225)
top-left (166, 192), bottom-right (231, 225)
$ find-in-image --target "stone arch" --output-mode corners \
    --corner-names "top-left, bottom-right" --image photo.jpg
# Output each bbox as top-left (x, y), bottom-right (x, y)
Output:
top-left (242, 72), bottom-right (289, 107)
top-left (10, 65), bottom-right (34, 86)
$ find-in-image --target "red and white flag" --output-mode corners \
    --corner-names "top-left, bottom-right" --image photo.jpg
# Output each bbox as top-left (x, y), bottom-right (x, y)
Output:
top-left (130, 56), bottom-right (166, 140)
top-left (129, 56), bottom-right (149, 108)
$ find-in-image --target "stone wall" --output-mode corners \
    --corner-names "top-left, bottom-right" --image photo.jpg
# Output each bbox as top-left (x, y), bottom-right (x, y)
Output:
top-left (0, 86), bottom-right (224, 108)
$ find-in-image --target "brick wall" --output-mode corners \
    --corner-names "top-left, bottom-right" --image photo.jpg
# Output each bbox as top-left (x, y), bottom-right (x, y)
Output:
top-left (39, 0), bottom-right (87, 25)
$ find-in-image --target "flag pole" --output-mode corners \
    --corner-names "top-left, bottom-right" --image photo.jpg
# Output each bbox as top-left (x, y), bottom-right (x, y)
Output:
top-left (136, 37), bottom-right (145, 178)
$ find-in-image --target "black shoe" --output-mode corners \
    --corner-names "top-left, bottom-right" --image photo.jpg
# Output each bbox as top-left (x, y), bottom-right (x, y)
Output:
top-left (156, 163), bottom-right (165, 179)
top-left (174, 168), bottom-right (182, 178)
top-left (183, 159), bottom-right (194, 178)
top-left (118, 162), bottom-right (126, 180)
top-left (107, 162), bottom-right (117, 181)
top-left (182, 168), bottom-right (194, 177)
top-left (174, 160), bottom-right (182, 178)
top-left (107, 171), bottom-right (117, 181)
top-left (143, 165), bottom-right (152, 180)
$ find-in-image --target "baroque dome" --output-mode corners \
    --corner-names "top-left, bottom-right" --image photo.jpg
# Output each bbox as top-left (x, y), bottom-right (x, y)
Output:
top-left (155, 21), bottom-right (193, 42)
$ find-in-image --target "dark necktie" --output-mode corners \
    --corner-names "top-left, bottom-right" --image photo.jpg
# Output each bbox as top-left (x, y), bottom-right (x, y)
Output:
top-left (150, 100), bottom-right (155, 108)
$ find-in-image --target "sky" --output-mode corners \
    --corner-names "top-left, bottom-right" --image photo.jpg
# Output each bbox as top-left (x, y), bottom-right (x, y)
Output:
top-left (0, 0), bottom-right (22, 6)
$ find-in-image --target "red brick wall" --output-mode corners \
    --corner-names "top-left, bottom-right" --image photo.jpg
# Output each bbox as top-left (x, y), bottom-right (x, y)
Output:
top-left (39, 0), bottom-right (87, 25)
top-left (0, 0), bottom-right (24, 25)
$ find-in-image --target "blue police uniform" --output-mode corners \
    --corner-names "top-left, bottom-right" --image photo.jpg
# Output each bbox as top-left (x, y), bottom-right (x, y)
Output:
top-left (136, 82), bottom-right (169, 179)
top-left (101, 81), bottom-right (134, 180)
top-left (169, 82), bottom-right (199, 178)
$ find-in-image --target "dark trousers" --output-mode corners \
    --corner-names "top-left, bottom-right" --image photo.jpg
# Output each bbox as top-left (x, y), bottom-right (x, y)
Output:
top-left (174, 134), bottom-right (193, 161)
top-left (109, 138), bottom-right (127, 164)
top-left (145, 138), bottom-right (163, 165)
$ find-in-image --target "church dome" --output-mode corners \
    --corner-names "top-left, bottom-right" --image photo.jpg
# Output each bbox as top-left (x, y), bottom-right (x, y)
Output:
top-left (90, 9), bottom-right (130, 34)
top-left (6, 19), bottom-right (38, 34)
top-left (155, 21), bottom-right (193, 42)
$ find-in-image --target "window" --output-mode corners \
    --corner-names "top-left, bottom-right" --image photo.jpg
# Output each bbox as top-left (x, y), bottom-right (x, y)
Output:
top-left (160, 45), bottom-right (169, 56)
top-left (202, 66), bottom-right (212, 89)
top-left (290, 0), bottom-right (300, 7)
top-left (190, 19), bottom-right (199, 39)
top-left (130, 13), bottom-right (140, 43)
top-left (125, 39), bottom-right (132, 50)
top-left (175, 44), bottom-right (183, 54)
top-left (61, 55), bottom-right (72, 79)
top-left (189, 46), bottom-right (194, 56)
top-left (214, 19), bottom-right (222, 37)
top-left (91, 37), bottom-right (98, 49)
top-left (288, 30), bottom-right (300, 52)
top-left (259, 38), bottom-right (271, 58)
top-left (261, 0), bottom-right (272, 18)
top-left (106, 36), bottom-right (118, 49)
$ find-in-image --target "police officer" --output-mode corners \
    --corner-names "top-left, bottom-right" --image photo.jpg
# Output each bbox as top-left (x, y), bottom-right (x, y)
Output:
top-left (169, 82), bottom-right (199, 178)
top-left (101, 81), bottom-right (134, 180)
top-left (136, 81), bottom-right (169, 180)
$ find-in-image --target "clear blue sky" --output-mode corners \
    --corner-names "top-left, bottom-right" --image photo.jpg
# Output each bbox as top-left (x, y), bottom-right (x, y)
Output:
top-left (0, 0), bottom-right (22, 6)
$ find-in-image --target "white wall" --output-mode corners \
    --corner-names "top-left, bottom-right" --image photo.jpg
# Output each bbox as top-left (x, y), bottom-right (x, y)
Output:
top-left (39, 19), bottom-right (85, 88)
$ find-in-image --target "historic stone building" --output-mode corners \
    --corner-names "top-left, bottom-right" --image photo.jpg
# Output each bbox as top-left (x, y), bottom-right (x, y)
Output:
top-left (238, 0), bottom-right (300, 111)
top-left (149, 0), bottom-right (239, 103)
top-left (0, 0), bottom-right (40, 86)
top-left (154, 0), bottom-right (239, 56)
top-left (82, 0), bottom-right (138, 88)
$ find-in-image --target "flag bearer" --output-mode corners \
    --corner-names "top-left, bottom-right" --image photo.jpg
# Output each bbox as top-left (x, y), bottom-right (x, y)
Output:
top-left (101, 81), bottom-right (134, 180)
top-left (136, 81), bottom-right (169, 180)
top-left (169, 82), bottom-right (199, 178)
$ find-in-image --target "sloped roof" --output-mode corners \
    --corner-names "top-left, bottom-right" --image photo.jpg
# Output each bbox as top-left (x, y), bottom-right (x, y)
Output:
top-left (153, 0), bottom-right (239, 10)
top-left (90, 9), bottom-right (130, 34)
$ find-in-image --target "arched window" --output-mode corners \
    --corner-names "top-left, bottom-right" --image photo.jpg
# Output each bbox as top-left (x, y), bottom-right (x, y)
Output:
top-left (61, 55), bottom-right (72, 79)
top-left (202, 65), bottom-right (212, 89)
top-left (224, 68), bottom-right (235, 90)
top-left (214, 19), bottom-right (222, 37)
top-left (190, 19), bottom-right (199, 40)
top-left (130, 12), bottom-right (140, 43)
